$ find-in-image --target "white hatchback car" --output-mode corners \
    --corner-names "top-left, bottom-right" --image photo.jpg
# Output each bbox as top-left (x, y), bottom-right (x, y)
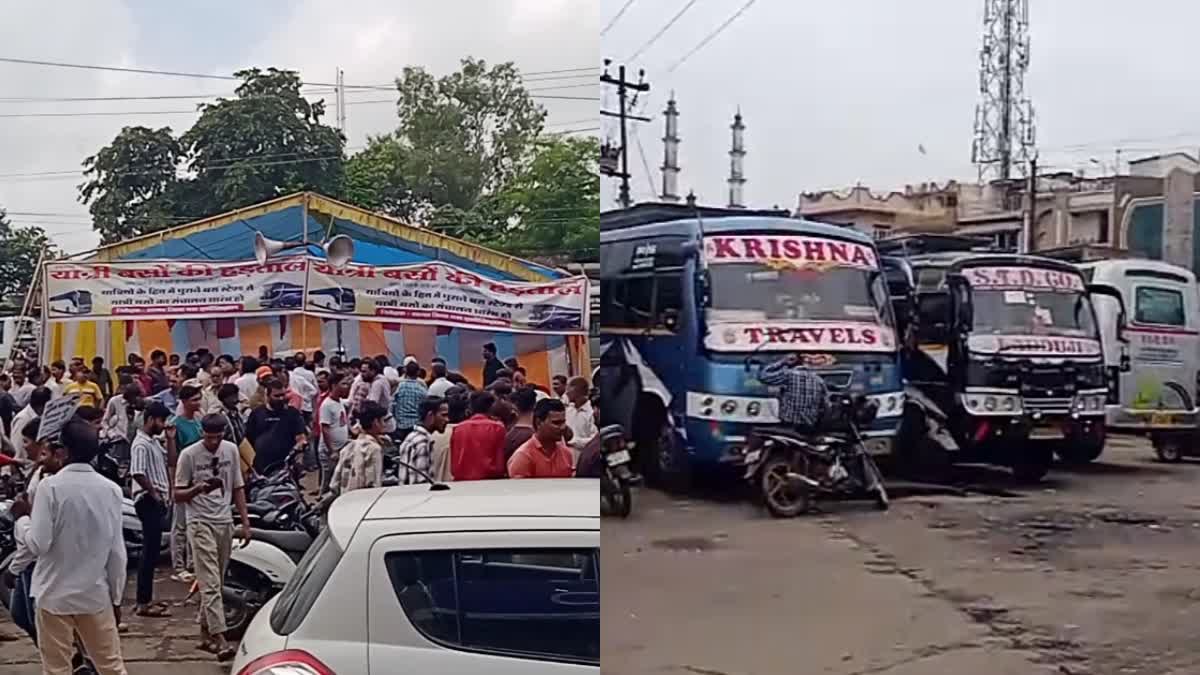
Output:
top-left (231, 478), bottom-right (600, 674)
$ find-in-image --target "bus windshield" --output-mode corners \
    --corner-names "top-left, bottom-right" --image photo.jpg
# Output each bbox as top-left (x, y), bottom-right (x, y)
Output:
top-left (963, 265), bottom-right (1098, 338)
top-left (707, 264), bottom-right (892, 326)
top-left (971, 288), bottom-right (1098, 338)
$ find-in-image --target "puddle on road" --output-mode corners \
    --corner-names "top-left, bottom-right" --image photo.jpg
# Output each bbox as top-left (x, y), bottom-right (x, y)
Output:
top-left (651, 535), bottom-right (724, 552)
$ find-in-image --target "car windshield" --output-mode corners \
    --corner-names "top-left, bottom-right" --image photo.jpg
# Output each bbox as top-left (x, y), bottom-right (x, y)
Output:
top-left (707, 264), bottom-right (892, 327)
top-left (971, 288), bottom-right (1098, 338)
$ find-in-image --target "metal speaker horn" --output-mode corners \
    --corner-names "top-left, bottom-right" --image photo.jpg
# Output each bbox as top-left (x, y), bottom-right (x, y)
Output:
top-left (253, 232), bottom-right (294, 265)
top-left (323, 235), bottom-right (355, 268)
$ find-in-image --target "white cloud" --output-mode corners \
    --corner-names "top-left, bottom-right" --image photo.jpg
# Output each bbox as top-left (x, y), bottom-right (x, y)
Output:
top-left (0, 0), bottom-right (598, 254)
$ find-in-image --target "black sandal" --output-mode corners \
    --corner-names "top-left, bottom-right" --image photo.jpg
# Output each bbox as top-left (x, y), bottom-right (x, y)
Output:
top-left (216, 645), bottom-right (237, 661)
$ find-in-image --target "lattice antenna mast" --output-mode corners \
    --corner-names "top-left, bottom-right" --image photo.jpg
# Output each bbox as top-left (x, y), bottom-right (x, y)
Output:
top-left (970, 0), bottom-right (1036, 182)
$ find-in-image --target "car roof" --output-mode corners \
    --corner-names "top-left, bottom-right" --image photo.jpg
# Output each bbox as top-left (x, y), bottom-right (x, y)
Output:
top-left (325, 479), bottom-right (599, 546)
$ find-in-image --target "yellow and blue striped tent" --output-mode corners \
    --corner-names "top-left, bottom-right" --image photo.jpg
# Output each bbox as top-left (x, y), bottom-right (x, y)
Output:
top-left (47, 192), bottom-right (590, 384)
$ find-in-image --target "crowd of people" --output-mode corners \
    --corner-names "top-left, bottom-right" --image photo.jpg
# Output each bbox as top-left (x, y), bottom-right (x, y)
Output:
top-left (0, 341), bottom-right (598, 672)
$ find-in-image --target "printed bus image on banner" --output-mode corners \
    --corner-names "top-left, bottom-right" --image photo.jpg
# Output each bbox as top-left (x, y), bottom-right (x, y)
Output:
top-left (964, 266), bottom-right (1085, 292)
top-left (306, 260), bottom-right (589, 334)
top-left (704, 321), bottom-right (897, 352)
top-left (703, 235), bottom-right (879, 270)
top-left (44, 258), bottom-right (309, 322)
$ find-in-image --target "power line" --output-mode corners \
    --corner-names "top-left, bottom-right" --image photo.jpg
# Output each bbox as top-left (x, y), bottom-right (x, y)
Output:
top-left (667, 0), bottom-right (758, 72)
top-left (632, 125), bottom-right (657, 198)
top-left (0, 109), bottom-right (199, 118)
top-left (0, 56), bottom-right (597, 90)
top-left (0, 89), bottom-right (336, 103)
top-left (602, 0), bottom-right (638, 35)
top-left (626, 0), bottom-right (701, 63)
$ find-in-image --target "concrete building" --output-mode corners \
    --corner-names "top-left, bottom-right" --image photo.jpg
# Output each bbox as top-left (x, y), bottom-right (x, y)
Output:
top-left (798, 151), bottom-right (1200, 273)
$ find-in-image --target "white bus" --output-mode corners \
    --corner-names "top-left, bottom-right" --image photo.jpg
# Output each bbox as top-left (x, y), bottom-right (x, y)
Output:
top-left (1079, 259), bottom-right (1200, 461)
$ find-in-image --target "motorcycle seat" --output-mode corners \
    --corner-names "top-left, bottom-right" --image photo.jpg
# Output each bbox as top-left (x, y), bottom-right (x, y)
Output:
top-left (246, 502), bottom-right (276, 517)
top-left (251, 528), bottom-right (312, 554)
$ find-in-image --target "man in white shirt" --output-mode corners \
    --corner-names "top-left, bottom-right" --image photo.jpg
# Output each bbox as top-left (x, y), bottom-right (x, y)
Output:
top-left (564, 377), bottom-right (597, 461)
top-left (10, 368), bottom-right (35, 409)
top-left (427, 362), bottom-right (454, 398)
top-left (288, 355), bottom-right (319, 470)
top-left (44, 360), bottom-right (67, 399)
top-left (235, 358), bottom-right (261, 402)
top-left (17, 417), bottom-right (127, 673)
top-left (11, 387), bottom-right (51, 461)
top-left (318, 373), bottom-right (351, 493)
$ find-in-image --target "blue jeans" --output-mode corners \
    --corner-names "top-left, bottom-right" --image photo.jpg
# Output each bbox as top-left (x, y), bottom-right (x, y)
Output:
top-left (11, 564), bottom-right (36, 644)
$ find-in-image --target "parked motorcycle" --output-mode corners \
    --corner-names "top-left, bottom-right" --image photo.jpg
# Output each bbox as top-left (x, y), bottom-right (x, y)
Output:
top-left (598, 425), bottom-right (634, 518)
top-left (743, 393), bottom-right (890, 518)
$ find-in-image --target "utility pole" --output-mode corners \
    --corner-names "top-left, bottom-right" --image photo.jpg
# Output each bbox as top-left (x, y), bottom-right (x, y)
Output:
top-left (600, 60), bottom-right (650, 209)
top-left (1023, 154), bottom-right (1038, 253)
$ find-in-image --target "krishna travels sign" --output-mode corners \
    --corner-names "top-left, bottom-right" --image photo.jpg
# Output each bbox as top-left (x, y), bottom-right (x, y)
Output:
top-left (704, 321), bottom-right (897, 353)
top-left (703, 235), bottom-right (879, 270)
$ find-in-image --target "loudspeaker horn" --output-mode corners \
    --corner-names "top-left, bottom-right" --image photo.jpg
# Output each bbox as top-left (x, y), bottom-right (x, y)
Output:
top-left (323, 235), bottom-right (355, 268)
top-left (253, 232), bottom-right (296, 265)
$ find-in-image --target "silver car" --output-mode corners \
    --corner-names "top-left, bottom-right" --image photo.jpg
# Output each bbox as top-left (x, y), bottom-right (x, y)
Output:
top-left (231, 479), bottom-right (600, 674)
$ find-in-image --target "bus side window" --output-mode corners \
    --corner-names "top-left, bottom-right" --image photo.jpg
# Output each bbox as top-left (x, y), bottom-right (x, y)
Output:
top-left (1134, 286), bottom-right (1185, 326)
top-left (915, 291), bottom-right (951, 343)
top-left (601, 272), bottom-right (683, 333)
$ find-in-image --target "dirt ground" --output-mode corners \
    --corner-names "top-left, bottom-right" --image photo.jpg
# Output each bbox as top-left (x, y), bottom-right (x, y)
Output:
top-left (0, 566), bottom-right (226, 673)
top-left (602, 435), bottom-right (1200, 675)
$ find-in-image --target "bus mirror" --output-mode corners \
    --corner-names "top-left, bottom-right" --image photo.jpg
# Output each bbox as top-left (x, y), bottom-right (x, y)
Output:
top-left (1086, 283), bottom-right (1129, 344)
top-left (1120, 347), bottom-right (1131, 372)
top-left (946, 274), bottom-right (972, 331)
top-left (662, 309), bottom-right (680, 332)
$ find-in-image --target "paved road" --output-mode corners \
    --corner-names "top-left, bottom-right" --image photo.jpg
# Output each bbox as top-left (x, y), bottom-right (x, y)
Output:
top-left (602, 435), bottom-right (1200, 675)
top-left (0, 558), bottom-right (227, 674)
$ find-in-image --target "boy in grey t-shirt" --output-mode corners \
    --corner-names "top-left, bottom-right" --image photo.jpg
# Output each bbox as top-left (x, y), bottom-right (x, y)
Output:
top-left (174, 413), bottom-right (250, 662)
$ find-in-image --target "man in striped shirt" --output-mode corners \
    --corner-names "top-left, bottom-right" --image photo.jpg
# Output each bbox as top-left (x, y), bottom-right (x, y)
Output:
top-left (130, 401), bottom-right (173, 618)
top-left (397, 397), bottom-right (448, 484)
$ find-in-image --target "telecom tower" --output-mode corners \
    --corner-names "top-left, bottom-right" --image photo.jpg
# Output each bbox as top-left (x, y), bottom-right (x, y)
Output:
top-left (970, 0), bottom-right (1036, 182)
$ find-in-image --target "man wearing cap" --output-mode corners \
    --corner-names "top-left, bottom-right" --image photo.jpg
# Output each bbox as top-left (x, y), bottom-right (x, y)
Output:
top-left (246, 365), bottom-right (275, 411)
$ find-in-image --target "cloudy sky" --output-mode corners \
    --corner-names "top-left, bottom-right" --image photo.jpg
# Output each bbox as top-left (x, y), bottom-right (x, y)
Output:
top-left (600, 0), bottom-right (1200, 209)
top-left (0, 0), bottom-right (597, 254)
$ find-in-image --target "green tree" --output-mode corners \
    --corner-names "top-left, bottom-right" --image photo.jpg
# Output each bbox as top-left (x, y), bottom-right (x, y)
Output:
top-left (182, 68), bottom-right (345, 211)
top-left (78, 126), bottom-right (182, 244)
top-left (79, 68), bottom-right (344, 243)
top-left (0, 209), bottom-right (53, 311)
top-left (488, 135), bottom-right (599, 257)
top-left (343, 132), bottom-right (417, 219)
top-left (388, 57), bottom-right (547, 236)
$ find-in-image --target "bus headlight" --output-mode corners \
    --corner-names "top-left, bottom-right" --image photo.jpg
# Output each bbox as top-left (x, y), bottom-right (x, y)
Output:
top-left (721, 399), bottom-right (738, 415)
top-left (746, 401), bottom-right (762, 417)
top-left (1073, 392), bottom-right (1106, 413)
top-left (961, 392), bottom-right (1022, 415)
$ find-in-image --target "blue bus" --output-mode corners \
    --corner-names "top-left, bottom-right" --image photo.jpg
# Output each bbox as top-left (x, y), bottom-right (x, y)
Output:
top-left (598, 204), bottom-right (903, 485)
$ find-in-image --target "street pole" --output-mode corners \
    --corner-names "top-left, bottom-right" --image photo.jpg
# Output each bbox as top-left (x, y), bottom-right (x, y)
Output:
top-left (600, 60), bottom-right (650, 209)
top-left (1023, 154), bottom-right (1038, 254)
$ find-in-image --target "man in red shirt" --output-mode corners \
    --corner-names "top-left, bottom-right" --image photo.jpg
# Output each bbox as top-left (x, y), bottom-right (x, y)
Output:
top-left (508, 398), bottom-right (574, 479)
top-left (450, 390), bottom-right (507, 480)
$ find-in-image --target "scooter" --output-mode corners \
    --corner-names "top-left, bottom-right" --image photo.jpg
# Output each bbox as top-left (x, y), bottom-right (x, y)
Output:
top-left (598, 425), bottom-right (635, 518)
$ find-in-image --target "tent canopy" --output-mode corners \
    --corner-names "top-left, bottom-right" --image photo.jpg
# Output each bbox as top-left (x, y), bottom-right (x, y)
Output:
top-left (87, 192), bottom-right (563, 282)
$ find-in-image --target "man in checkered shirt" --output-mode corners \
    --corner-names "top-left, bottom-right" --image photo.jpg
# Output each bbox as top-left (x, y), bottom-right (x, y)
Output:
top-left (397, 396), bottom-right (449, 484)
top-left (757, 353), bottom-right (829, 430)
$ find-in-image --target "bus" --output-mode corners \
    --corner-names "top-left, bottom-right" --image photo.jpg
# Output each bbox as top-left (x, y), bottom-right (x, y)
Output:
top-left (598, 204), bottom-right (903, 486)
